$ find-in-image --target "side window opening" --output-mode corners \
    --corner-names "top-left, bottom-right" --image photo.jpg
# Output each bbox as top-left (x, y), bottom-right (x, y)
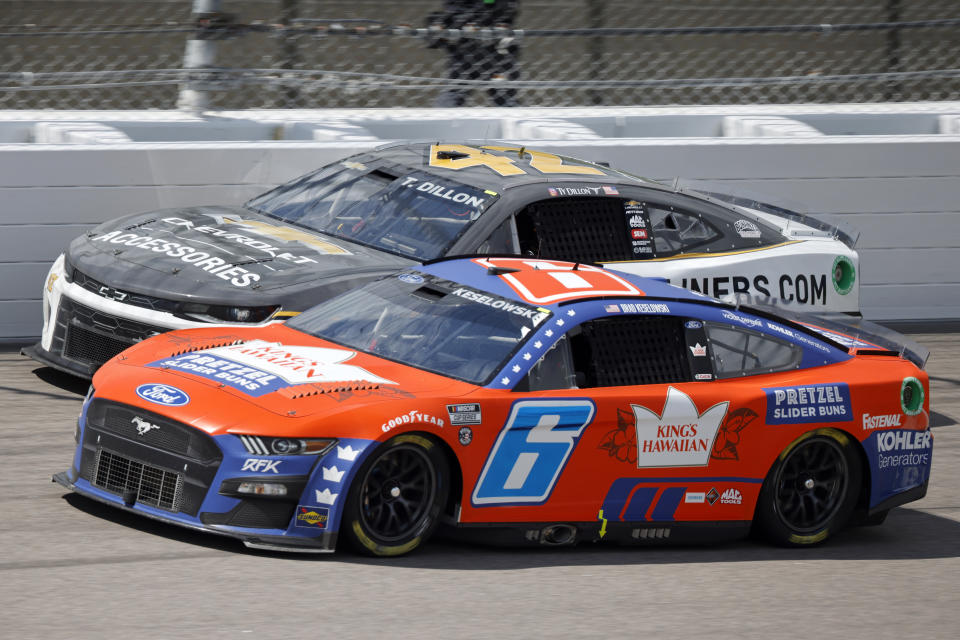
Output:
top-left (705, 322), bottom-right (802, 378)
top-left (649, 206), bottom-right (719, 256)
top-left (521, 335), bottom-right (580, 391)
top-left (477, 216), bottom-right (521, 254)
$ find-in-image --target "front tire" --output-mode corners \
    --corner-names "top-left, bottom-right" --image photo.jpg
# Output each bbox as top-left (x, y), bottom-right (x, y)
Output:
top-left (755, 430), bottom-right (861, 546)
top-left (342, 434), bottom-right (449, 557)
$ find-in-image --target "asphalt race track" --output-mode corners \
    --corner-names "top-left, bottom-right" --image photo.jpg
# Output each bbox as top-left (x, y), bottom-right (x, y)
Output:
top-left (2, 333), bottom-right (958, 640)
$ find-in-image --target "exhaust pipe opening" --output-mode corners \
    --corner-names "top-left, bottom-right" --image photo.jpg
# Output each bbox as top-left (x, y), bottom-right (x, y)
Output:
top-left (540, 524), bottom-right (577, 546)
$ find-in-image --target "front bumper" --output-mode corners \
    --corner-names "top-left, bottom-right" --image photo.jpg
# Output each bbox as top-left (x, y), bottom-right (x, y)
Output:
top-left (23, 293), bottom-right (169, 378)
top-left (53, 469), bottom-right (338, 553)
top-left (29, 255), bottom-right (192, 378)
top-left (28, 256), bottom-right (273, 378)
top-left (56, 396), bottom-right (375, 552)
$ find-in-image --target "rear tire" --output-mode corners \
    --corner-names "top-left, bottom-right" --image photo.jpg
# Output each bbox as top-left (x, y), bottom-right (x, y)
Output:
top-left (756, 430), bottom-right (861, 546)
top-left (342, 434), bottom-right (449, 557)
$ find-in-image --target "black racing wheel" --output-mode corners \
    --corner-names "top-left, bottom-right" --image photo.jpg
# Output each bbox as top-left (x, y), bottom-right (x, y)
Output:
top-left (342, 434), bottom-right (449, 557)
top-left (755, 429), bottom-right (861, 546)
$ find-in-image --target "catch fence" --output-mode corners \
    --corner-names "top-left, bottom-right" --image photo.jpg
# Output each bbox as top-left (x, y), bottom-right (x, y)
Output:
top-left (1, 0), bottom-right (959, 110)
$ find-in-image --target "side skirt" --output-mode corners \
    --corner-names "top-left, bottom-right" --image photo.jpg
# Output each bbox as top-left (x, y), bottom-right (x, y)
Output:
top-left (443, 520), bottom-right (752, 548)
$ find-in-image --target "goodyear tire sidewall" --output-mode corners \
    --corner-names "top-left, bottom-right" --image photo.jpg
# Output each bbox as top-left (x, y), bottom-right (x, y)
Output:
top-left (343, 433), bottom-right (449, 557)
top-left (755, 428), bottom-right (862, 547)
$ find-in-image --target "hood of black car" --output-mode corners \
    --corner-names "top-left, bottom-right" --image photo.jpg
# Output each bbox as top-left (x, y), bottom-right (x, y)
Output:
top-left (66, 206), bottom-right (413, 306)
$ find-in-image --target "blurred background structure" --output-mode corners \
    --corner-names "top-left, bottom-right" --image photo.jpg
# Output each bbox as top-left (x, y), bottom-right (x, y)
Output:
top-left (1, 0), bottom-right (959, 111)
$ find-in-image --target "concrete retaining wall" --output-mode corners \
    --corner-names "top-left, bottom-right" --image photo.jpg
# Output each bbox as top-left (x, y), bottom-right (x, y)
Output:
top-left (2, 104), bottom-right (959, 340)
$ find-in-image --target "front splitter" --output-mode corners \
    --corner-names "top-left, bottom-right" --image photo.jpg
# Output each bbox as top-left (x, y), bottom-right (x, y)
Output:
top-left (52, 470), bottom-right (336, 553)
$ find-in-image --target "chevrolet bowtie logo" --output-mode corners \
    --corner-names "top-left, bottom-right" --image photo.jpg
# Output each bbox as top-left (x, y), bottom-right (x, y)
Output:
top-left (98, 285), bottom-right (128, 301)
top-left (131, 416), bottom-right (160, 436)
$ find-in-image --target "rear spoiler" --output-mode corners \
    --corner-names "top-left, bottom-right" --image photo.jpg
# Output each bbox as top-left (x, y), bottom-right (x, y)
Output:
top-left (740, 303), bottom-right (930, 370)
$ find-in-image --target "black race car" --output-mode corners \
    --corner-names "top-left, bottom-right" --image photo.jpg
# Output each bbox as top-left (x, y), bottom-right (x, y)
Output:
top-left (27, 142), bottom-right (858, 378)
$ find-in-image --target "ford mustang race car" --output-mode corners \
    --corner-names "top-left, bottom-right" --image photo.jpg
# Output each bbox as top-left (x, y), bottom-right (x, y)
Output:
top-left (54, 257), bottom-right (928, 556)
top-left (29, 142), bottom-right (859, 379)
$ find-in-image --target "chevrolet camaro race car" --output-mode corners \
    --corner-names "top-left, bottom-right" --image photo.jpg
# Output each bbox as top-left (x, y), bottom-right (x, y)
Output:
top-left (29, 142), bottom-right (859, 379)
top-left (54, 257), bottom-right (929, 556)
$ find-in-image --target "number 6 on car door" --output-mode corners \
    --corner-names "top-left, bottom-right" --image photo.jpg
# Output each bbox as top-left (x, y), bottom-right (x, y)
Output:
top-left (472, 400), bottom-right (596, 505)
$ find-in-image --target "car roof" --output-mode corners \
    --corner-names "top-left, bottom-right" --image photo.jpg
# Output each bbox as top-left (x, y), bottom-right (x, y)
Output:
top-left (415, 256), bottom-right (716, 309)
top-left (369, 141), bottom-right (668, 191)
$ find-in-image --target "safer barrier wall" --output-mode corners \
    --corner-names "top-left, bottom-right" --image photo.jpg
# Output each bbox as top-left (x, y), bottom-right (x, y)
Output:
top-left (2, 105), bottom-right (959, 341)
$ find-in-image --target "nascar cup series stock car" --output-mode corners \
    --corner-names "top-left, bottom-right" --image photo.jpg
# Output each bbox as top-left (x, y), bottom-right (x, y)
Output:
top-left (54, 257), bottom-right (931, 556)
top-left (27, 141), bottom-right (859, 379)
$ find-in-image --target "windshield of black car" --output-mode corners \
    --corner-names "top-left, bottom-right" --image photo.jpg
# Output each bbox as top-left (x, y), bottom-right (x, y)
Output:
top-left (244, 162), bottom-right (498, 260)
top-left (287, 273), bottom-right (550, 385)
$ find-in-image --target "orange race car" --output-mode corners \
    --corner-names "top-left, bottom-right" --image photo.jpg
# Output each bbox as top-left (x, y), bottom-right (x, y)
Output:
top-left (54, 257), bottom-right (931, 556)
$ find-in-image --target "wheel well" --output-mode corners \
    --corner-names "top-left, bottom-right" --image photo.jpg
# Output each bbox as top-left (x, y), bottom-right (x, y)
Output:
top-left (752, 427), bottom-right (871, 520)
top-left (824, 428), bottom-right (872, 516)
top-left (405, 431), bottom-right (463, 520)
top-left (846, 430), bottom-right (873, 518)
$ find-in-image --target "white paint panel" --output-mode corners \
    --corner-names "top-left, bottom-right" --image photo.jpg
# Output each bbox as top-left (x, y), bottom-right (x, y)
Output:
top-left (550, 271), bottom-right (593, 289)
top-left (609, 240), bottom-right (859, 313)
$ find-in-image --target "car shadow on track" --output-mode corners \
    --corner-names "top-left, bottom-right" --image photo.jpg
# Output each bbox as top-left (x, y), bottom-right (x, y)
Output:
top-left (931, 411), bottom-right (957, 428)
top-left (31, 366), bottom-right (89, 396)
top-left (61, 492), bottom-right (960, 567)
top-left (61, 493), bottom-right (258, 555)
top-left (359, 507), bottom-right (960, 570)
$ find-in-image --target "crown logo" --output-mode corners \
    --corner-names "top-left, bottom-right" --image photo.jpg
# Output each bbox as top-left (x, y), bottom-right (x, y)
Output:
top-left (322, 465), bottom-right (345, 482)
top-left (337, 445), bottom-right (359, 461)
top-left (315, 488), bottom-right (340, 505)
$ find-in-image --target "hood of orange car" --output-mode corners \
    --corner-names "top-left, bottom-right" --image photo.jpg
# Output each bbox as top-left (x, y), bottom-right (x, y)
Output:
top-left (92, 324), bottom-right (476, 433)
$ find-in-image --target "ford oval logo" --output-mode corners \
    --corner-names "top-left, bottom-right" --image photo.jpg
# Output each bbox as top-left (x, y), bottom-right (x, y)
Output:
top-left (398, 273), bottom-right (424, 284)
top-left (136, 383), bottom-right (190, 406)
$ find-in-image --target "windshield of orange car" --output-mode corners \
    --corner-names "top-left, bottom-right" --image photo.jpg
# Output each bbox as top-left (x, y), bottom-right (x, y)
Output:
top-left (287, 272), bottom-right (550, 384)
top-left (245, 161), bottom-right (498, 260)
